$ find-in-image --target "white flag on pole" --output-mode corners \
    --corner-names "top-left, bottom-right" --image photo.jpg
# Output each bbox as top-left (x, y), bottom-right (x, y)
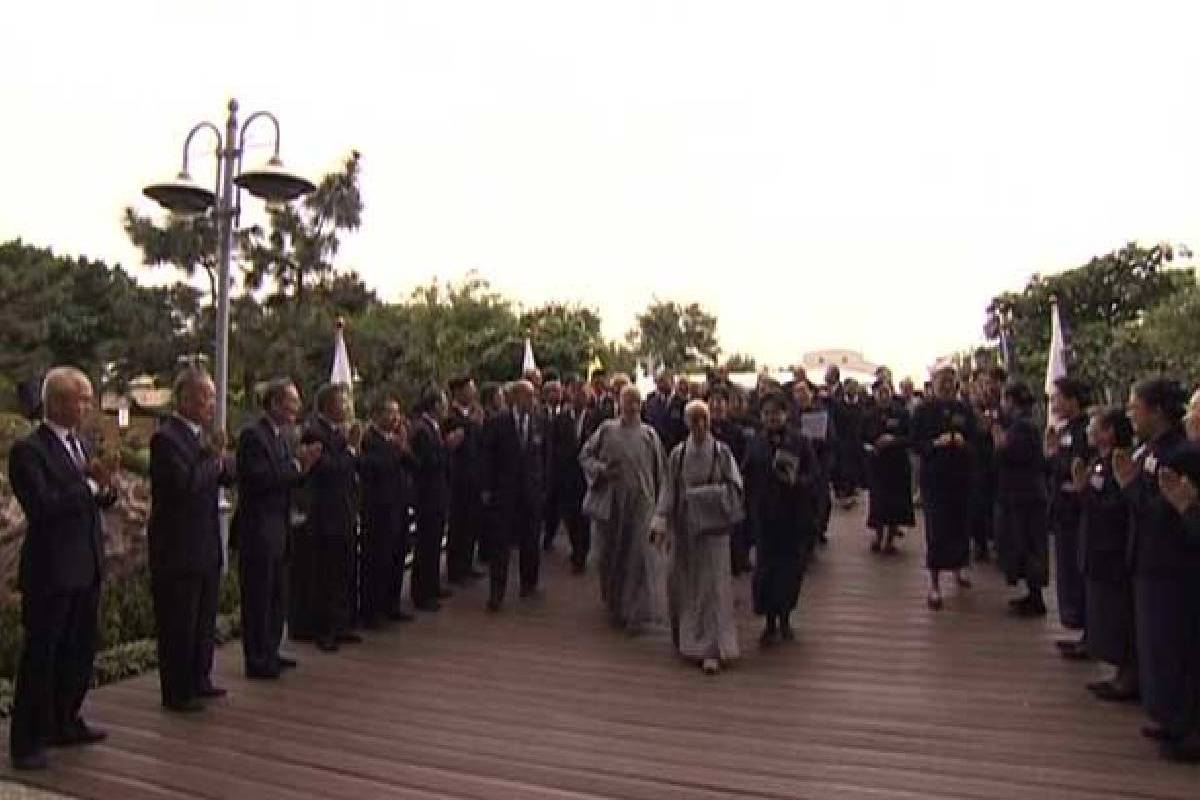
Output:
top-left (331, 318), bottom-right (354, 386)
top-left (1044, 298), bottom-right (1067, 395)
top-left (522, 337), bottom-right (538, 375)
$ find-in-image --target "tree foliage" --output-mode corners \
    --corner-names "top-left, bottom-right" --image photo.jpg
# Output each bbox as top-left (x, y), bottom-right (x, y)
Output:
top-left (628, 299), bottom-right (721, 371)
top-left (985, 242), bottom-right (1195, 398)
top-left (520, 302), bottom-right (603, 378)
top-left (0, 240), bottom-right (202, 391)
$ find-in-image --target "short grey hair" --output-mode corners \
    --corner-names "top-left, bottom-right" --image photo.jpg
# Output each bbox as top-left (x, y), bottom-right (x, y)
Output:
top-left (173, 365), bottom-right (213, 404)
top-left (41, 366), bottom-right (90, 408)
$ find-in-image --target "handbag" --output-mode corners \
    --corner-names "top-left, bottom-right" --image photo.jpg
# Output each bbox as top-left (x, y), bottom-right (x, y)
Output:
top-left (680, 440), bottom-right (745, 536)
top-left (581, 425), bottom-right (613, 521)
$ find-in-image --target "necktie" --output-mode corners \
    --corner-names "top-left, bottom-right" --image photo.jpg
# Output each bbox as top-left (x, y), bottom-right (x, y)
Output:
top-left (66, 433), bottom-right (85, 471)
top-left (521, 413), bottom-right (529, 447)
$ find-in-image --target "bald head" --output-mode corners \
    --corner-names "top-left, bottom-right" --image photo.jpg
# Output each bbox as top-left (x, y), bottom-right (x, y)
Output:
top-left (42, 366), bottom-right (93, 430)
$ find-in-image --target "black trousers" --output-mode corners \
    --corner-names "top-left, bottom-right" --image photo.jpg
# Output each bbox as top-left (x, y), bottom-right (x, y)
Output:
top-left (997, 498), bottom-right (1048, 589)
top-left (152, 568), bottom-right (218, 706)
top-left (411, 505), bottom-right (445, 605)
top-left (489, 502), bottom-right (540, 603)
top-left (446, 493), bottom-right (480, 581)
top-left (9, 584), bottom-right (99, 757)
top-left (970, 491), bottom-right (995, 553)
top-left (239, 551), bottom-right (286, 672)
top-left (361, 514), bottom-right (402, 623)
top-left (543, 482), bottom-right (562, 548)
top-left (562, 501), bottom-right (590, 569)
top-left (1053, 502), bottom-right (1086, 630)
top-left (311, 536), bottom-right (351, 640)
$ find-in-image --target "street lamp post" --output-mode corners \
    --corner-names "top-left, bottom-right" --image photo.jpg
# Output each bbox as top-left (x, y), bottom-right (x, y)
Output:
top-left (143, 98), bottom-right (315, 431)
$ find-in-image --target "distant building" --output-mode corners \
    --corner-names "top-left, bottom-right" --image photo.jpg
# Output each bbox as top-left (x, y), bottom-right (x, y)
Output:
top-left (799, 349), bottom-right (880, 386)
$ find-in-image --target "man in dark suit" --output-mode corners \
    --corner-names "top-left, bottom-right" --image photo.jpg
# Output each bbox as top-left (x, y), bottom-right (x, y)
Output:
top-left (410, 388), bottom-right (454, 611)
top-left (148, 366), bottom-right (235, 713)
top-left (8, 367), bottom-right (117, 770)
top-left (233, 378), bottom-right (321, 678)
top-left (553, 375), bottom-right (595, 573)
top-left (590, 369), bottom-right (616, 421)
top-left (482, 380), bottom-right (547, 611)
top-left (359, 393), bottom-right (417, 627)
top-left (445, 376), bottom-right (485, 584)
top-left (301, 383), bottom-right (363, 652)
top-left (540, 377), bottom-right (565, 552)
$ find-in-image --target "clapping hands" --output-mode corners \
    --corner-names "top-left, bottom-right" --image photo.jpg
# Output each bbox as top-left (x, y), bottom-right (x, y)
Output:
top-left (1159, 468), bottom-right (1198, 515)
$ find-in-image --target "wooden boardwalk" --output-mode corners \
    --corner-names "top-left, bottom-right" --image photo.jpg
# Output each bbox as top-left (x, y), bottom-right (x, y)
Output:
top-left (4, 504), bottom-right (1198, 799)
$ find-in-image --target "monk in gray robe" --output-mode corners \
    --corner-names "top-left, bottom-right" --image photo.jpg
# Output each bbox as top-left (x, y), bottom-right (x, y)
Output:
top-left (653, 400), bottom-right (744, 674)
top-left (580, 385), bottom-right (667, 634)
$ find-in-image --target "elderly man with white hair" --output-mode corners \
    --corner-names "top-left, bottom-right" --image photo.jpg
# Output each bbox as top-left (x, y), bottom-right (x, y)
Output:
top-left (580, 384), bottom-right (667, 634)
top-left (8, 367), bottom-right (118, 770)
top-left (652, 399), bottom-right (744, 675)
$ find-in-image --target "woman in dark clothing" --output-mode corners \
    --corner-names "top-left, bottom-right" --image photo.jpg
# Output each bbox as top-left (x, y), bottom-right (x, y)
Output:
top-left (744, 393), bottom-right (820, 645)
top-left (992, 382), bottom-right (1049, 617)
top-left (864, 380), bottom-right (914, 554)
top-left (790, 380), bottom-right (833, 544)
top-left (1077, 407), bottom-right (1138, 702)
top-left (912, 365), bottom-right (976, 610)
top-left (1114, 378), bottom-right (1197, 762)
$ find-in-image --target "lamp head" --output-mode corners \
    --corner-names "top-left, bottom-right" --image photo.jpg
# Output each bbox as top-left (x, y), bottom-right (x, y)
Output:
top-left (143, 171), bottom-right (217, 215)
top-left (234, 155), bottom-right (315, 203)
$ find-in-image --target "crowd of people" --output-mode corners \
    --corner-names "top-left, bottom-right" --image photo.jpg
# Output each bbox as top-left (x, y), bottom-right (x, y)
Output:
top-left (6, 358), bottom-right (1200, 770)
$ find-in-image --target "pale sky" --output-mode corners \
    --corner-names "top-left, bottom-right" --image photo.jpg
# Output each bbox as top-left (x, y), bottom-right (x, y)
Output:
top-left (3, 0), bottom-right (1199, 380)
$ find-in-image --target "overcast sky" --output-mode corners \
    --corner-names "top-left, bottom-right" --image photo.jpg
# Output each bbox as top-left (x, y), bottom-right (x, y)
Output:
top-left (3, 0), bottom-right (1198, 380)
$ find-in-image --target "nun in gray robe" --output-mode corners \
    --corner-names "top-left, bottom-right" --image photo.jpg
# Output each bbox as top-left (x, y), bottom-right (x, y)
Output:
top-left (654, 400), bottom-right (745, 673)
top-left (580, 385), bottom-right (667, 634)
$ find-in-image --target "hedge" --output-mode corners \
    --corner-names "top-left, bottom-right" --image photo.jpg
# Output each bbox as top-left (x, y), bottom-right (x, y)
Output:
top-left (0, 565), bottom-right (242, 717)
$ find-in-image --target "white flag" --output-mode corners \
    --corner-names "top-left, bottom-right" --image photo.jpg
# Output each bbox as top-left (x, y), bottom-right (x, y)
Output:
top-left (1044, 299), bottom-right (1067, 395)
top-left (522, 337), bottom-right (538, 374)
top-left (331, 318), bottom-right (354, 387)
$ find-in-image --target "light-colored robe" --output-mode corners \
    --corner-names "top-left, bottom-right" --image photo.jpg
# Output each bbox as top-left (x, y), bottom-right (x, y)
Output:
top-left (580, 419), bottom-right (666, 632)
top-left (657, 434), bottom-right (743, 661)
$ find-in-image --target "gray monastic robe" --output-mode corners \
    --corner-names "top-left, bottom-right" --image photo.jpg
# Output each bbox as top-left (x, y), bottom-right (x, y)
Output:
top-left (580, 418), bottom-right (667, 632)
top-left (657, 434), bottom-right (744, 661)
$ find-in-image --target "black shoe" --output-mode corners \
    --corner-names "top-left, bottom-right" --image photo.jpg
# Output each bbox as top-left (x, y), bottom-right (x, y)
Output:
top-left (870, 539), bottom-right (882, 553)
top-left (246, 665), bottom-right (282, 680)
top-left (1007, 594), bottom-right (1032, 609)
top-left (780, 622), bottom-right (795, 641)
top-left (519, 585), bottom-right (538, 599)
top-left (486, 599), bottom-right (502, 613)
top-left (336, 632), bottom-right (363, 644)
top-left (276, 655), bottom-right (299, 669)
top-left (437, 588), bottom-right (454, 600)
top-left (196, 684), bottom-right (228, 699)
top-left (759, 627), bottom-right (779, 647)
top-left (1056, 639), bottom-right (1090, 661)
top-left (49, 719), bottom-right (107, 747)
top-left (388, 610), bottom-right (415, 622)
top-left (1142, 724), bottom-right (1178, 742)
top-left (11, 750), bottom-right (49, 770)
top-left (414, 600), bottom-right (441, 612)
top-left (1088, 681), bottom-right (1138, 703)
top-left (163, 698), bottom-right (205, 714)
top-left (1159, 737), bottom-right (1200, 763)
top-left (316, 636), bottom-right (340, 653)
top-left (570, 562), bottom-right (586, 575)
top-left (446, 575), bottom-right (468, 587)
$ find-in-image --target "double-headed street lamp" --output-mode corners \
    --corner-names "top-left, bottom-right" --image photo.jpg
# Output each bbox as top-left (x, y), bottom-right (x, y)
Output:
top-left (143, 98), bottom-right (315, 432)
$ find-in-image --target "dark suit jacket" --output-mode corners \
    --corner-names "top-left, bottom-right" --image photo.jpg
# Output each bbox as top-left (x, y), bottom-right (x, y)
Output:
top-left (8, 425), bottom-right (115, 593)
top-left (233, 416), bottom-right (303, 561)
top-left (551, 406), bottom-right (591, 508)
top-left (149, 415), bottom-right (234, 575)
top-left (410, 414), bottom-right (450, 516)
top-left (482, 411), bottom-right (546, 520)
top-left (360, 425), bottom-right (415, 536)
top-left (300, 416), bottom-right (358, 540)
top-left (445, 405), bottom-right (482, 503)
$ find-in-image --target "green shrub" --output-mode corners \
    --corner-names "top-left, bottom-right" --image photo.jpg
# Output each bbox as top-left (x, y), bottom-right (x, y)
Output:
top-left (0, 412), bottom-right (33, 462)
top-left (119, 445), bottom-right (151, 476)
top-left (98, 568), bottom-right (157, 649)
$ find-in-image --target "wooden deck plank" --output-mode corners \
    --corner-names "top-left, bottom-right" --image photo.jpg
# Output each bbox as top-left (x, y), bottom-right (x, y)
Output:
top-left (3, 504), bottom-right (1197, 798)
